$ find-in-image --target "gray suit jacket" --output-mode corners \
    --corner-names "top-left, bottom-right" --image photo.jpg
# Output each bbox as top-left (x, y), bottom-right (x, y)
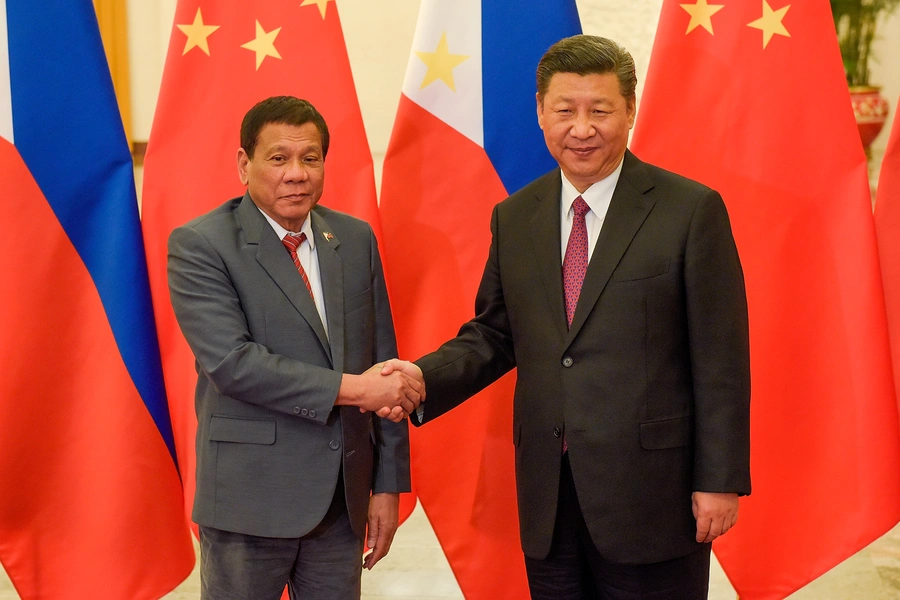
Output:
top-left (168, 193), bottom-right (410, 540)
top-left (416, 151), bottom-right (750, 563)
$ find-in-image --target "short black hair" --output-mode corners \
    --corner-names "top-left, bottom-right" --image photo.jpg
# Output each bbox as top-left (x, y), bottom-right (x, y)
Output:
top-left (240, 96), bottom-right (330, 159)
top-left (537, 35), bottom-right (637, 102)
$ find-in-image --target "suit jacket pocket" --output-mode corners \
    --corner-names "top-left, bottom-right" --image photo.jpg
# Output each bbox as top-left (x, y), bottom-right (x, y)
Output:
top-left (639, 415), bottom-right (691, 450)
top-left (610, 258), bottom-right (671, 282)
top-left (209, 415), bottom-right (276, 445)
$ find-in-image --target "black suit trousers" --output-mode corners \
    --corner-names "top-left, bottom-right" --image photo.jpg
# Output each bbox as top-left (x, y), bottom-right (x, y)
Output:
top-left (524, 454), bottom-right (711, 600)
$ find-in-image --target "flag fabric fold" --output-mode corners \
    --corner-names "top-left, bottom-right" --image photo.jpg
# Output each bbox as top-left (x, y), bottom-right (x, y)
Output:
top-left (0, 1), bottom-right (193, 597)
top-left (632, 2), bottom-right (900, 598)
top-left (141, 0), bottom-right (380, 526)
top-left (379, 1), bottom-right (580, 598)
top-left (877, 108), bottom-right (900, 408)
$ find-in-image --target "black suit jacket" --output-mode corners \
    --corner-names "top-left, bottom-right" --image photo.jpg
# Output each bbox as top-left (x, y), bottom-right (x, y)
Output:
top-left (416, 150), bottom-right (750, 564)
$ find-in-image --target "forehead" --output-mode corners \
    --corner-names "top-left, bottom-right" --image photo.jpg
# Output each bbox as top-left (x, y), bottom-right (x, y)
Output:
top-left (256, 121), bottom-right (322, 150)
top-left (545, 72), bottom-right (624, 101)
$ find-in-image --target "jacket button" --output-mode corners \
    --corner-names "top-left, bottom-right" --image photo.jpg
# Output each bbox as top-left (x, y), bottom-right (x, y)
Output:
top-left (562, 357), bottom-right (574, 367)
top-left (309, 409), bottom-right (317, 418)
top-left (293, 407), bottom-right (301, 415)
top-left (329, 440), bottom-right (341, 450)
top-left (553, 427), bottom-right (561, 438)
top-left (300, 408), bottom-right (309, 416)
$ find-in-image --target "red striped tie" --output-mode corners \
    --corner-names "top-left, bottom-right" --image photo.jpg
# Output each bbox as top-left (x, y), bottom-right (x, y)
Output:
top-left (282, 233), bottom-right (314, 301)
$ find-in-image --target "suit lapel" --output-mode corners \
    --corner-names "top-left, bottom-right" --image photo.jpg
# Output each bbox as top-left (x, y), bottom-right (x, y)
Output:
top-left (528, 170), bottom-right (568, 341)
top-left (311, 210), bottom-right (344, 374)
top-left (238, 194), bottom-right (332, 361)
top-left (566, 151), bottom-right (657, 345)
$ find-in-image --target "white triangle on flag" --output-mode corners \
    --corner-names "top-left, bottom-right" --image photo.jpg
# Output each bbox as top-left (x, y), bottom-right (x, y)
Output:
top-left (402, 0), bottom-right (483, 148)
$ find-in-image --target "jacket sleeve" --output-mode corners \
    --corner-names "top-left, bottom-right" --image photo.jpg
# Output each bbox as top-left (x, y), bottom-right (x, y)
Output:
top-left (684, 190), bottom-right (752, 495)
top-left (414, 203), bottom-right (517, 424)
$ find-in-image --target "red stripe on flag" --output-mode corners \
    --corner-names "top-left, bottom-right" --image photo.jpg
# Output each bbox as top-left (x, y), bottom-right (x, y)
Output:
top-left (380, 95), bottom-right (530, 599)
top-left (0, 140), bottom-right (193, 599)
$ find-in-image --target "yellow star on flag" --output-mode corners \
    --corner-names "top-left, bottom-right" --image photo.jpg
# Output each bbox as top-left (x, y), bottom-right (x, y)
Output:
top-left (241, 20), bottom-right (282, 70)
top-left (747, 0), bottom-right (791, 49)
top-left (176, 7), bottom-right (220, 56)
top-left (300, 0), bottom-right (332, 19)
top-left (415, 32), bottom-right (470, 92)
top-left (680, 0), bottom-right (725, 35)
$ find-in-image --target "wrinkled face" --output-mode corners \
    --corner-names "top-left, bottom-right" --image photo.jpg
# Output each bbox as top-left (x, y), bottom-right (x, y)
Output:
top-left (237, 121), bottom-right (325, 232)
top-left (537, 72), bottom-right (635, 193)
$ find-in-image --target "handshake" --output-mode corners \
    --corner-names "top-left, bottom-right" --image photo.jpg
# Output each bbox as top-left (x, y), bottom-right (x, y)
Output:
top-left (336, 359), bottom-right (424, 422)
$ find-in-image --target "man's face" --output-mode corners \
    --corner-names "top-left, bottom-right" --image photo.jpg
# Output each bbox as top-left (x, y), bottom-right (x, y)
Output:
top-left (237, 121), bottom-right (325, 232)
top-left (537, 72), bottom-right (635, 193)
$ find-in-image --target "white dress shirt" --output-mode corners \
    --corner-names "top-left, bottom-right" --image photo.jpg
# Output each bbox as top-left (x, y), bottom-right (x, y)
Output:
top-left (560, 157), bottom-right (624, 264)
top-left (258, 207), bottom-right (329, 339)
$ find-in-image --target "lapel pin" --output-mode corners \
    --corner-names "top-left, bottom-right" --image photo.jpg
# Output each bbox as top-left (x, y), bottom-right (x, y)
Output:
top-left (322, 231), bottom-right (334, 241)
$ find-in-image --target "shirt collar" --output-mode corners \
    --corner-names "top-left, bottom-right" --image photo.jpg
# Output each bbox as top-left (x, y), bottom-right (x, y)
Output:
top-left (257, 206), bottom-right (316, 250)
top-left (560, 156), bottom-right (625, 217)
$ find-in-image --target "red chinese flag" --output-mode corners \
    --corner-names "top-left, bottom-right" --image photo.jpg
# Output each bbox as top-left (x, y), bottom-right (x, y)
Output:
top-left (632, 1), bottom-right (900, 598)
top-left (877, 108), bottom-right (900, 407)
top-left (141, 0), bottom-right (381, 526)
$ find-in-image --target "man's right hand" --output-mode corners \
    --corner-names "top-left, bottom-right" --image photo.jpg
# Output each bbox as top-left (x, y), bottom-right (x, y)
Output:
top-left (336, 362), bottom-right (423, 422)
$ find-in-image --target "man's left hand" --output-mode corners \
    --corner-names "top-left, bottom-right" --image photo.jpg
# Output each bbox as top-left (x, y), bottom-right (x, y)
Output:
top-left (692, 491), bottom-right (739, 543)
top-left (364, 492), bottom-right (400, 569)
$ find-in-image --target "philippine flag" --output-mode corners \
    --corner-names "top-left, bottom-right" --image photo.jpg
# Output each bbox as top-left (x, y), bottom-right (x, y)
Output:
top-left (379, 1), bottom-right (580, 597)
top-left (0, 1), bottom-right (193, 598)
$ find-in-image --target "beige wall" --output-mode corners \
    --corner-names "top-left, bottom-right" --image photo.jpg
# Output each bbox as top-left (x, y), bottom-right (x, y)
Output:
top-left (127, 0), bottom-right (900, 184)
top-left (127, 0), bottom-right (176, 142)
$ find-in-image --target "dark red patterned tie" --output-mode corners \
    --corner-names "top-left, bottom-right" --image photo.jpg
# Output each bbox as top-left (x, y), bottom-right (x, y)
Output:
top-left (561, 196), bottom-right (589, 454)
top-left (563, 196), bottom-right (590, 328)
top-left (282, 233), bottom-right (314, 301)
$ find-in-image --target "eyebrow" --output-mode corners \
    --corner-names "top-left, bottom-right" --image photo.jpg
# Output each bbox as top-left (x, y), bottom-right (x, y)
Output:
top-left (265, 143), bottom-right (322, 154)
top-left (552, 96), bottom-right (616, 105)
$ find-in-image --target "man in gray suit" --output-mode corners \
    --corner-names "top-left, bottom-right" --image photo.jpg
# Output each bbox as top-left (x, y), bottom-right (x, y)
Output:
top-left (383, 35), bottom-right (750, 598)
top-left (168, 96), bottom-right (420, 600)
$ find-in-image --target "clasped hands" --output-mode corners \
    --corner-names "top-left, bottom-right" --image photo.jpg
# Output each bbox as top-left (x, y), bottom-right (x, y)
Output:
top-left (336, 359), bottom-right (424, 422)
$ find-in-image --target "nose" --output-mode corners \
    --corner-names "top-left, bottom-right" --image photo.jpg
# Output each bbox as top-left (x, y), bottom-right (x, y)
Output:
top-left (284, 159), bottom-right (310, 182)
top-left (570, 112), bottom-right (595, 139)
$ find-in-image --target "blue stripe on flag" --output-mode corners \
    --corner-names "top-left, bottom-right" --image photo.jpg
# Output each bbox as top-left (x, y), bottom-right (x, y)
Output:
top-left (482, 0), bottom-right (581, 195)
top-left (6, 0), bottom-right (178, 468)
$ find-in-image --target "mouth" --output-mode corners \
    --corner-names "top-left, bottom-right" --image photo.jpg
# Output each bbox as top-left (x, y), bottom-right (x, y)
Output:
top-left (568, 147), bottom-right (598, 156)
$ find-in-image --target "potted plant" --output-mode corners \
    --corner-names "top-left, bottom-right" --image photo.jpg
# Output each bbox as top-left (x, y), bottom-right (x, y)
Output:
top-left (831, 0), bottom-right (900, 150)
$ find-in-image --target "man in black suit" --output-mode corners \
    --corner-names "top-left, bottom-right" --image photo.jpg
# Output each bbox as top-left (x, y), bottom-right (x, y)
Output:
top-left (384, 35), bottom-right (750, 598)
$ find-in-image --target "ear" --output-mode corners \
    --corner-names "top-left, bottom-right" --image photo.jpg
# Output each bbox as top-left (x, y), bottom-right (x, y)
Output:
top-left (626, 97), bottom-right (636, 130)
top-left (236, 148), bottom-right (250, 186)
top-left (536, 92), bottom-right (544, 130)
